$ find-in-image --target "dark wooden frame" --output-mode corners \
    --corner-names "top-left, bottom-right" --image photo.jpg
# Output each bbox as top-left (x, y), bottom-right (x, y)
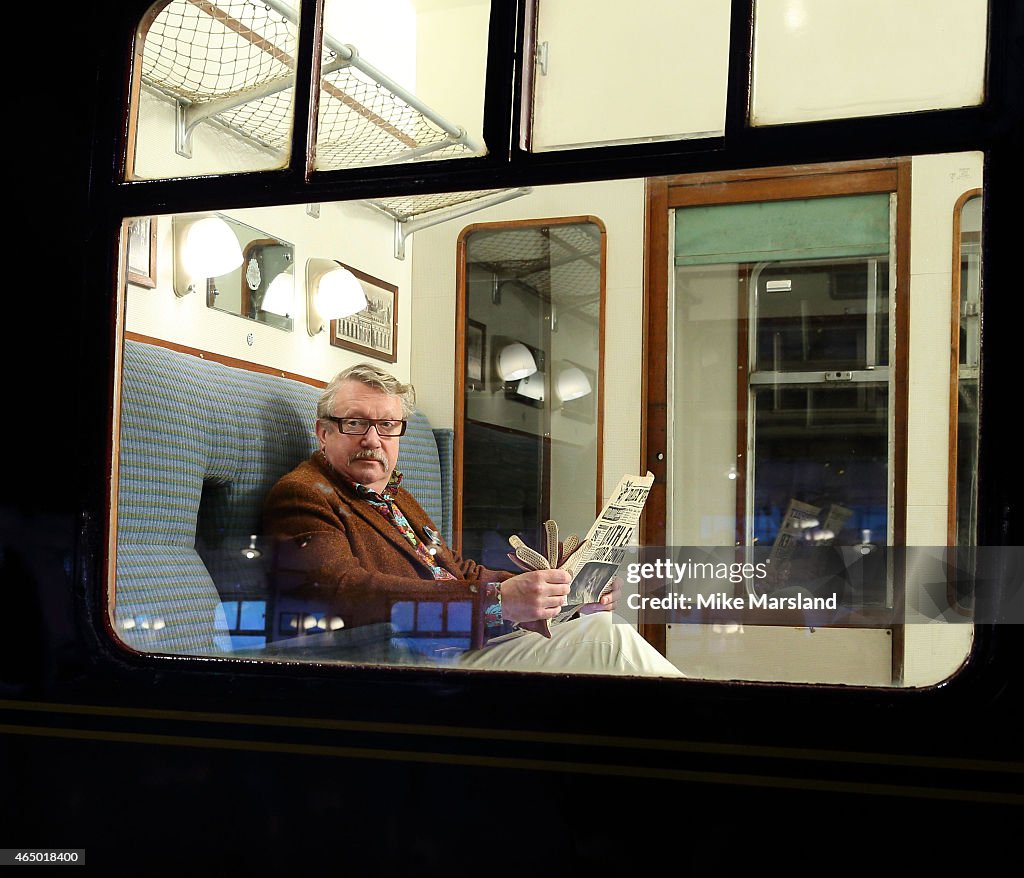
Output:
top-left (328, 262), bottom-right (399, 364)
top-left (125, 216), bottom-right (157, 288)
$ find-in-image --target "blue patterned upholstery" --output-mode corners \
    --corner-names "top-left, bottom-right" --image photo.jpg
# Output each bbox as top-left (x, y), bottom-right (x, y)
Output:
top-left (114, 339), bottom-right (452, 655)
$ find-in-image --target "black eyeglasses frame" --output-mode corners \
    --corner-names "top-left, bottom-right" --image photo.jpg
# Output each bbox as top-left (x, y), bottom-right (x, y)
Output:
top-left (323, 416), bottom-right (408, 437)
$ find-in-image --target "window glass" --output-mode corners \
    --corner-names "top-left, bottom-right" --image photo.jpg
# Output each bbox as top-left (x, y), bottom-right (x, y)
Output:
top-left (459, 220), bottom-right (603, 571)
top-left (660, 155), bottom-right (982, 686)
top-left (130, 0), bottom-right (302, 179)
top-left (113, 159), bottom-right (982, 687)
top-left (527, 0), bottom-right (730, 151)
top-left (751, 0), bottom-right (988, 126)
top-left (313, 0), bottom-right (491, 171)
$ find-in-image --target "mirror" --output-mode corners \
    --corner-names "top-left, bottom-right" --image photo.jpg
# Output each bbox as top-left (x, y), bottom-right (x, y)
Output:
top-left (457, 219), bottom-right (604, 569)
top-left (173, 213), bottom-right (295, 331)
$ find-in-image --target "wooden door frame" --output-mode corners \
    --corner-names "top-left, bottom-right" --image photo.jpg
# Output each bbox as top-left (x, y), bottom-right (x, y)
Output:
top-left (640, 159), bottom-right (911, 682)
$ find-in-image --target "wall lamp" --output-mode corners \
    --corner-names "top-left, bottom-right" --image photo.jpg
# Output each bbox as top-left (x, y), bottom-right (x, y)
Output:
top-left (496, 342), bottom-right (538, 381)
top-left (260, 269), bottom-right (294, 317)
top-left (306, 258), bottom-right (368, 336)
top-left (172, 214), bottom-right (244, 297)
top-left (555, 365), bottom-right (592, 402)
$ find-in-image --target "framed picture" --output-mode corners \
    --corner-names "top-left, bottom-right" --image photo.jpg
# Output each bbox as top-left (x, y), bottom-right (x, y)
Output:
top-left (466, 319), bottom-right (486, 390)
top-left (329, 264), bottom-right (398, 363)
top-left (126, 216), bottom-right (157, 288)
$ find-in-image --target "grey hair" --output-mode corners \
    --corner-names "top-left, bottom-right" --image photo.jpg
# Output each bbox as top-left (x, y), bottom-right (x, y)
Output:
top-left (317, 363), bottom-right (416, 419)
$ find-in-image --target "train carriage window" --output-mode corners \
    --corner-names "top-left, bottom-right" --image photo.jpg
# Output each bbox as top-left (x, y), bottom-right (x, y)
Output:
top-left (525, 0), bottom-right (730, 151)
top-left (129, 0), bottom-right (304, 179)
top-left (111, 0), bottom-right (996, 686)
top-left (128, 0), bottom-right (491, 180)
top-left (750, 0), bottom-right (988, 126)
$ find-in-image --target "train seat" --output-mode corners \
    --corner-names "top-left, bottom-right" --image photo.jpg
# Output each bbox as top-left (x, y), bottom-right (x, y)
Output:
top-left (113, 338), bottom-right (453, 656)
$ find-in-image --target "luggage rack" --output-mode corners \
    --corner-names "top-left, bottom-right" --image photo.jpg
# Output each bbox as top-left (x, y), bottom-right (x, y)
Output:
top-left (140, 0), bottom-right (485, 170)
top-left (139, 0), bottom-right (530, 256)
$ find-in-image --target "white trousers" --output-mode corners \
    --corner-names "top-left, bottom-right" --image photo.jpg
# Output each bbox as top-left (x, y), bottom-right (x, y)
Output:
top-left (457, 612), bottom-right (684, 677)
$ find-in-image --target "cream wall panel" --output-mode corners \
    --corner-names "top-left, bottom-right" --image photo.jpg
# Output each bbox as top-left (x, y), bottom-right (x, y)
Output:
top-left (531, 0), bottom-right (730, 150)
top-left (666, 624), bottom-right (893, 685)
top-left (751, 0), bottom-right (988, 125)
top-left (126, 199), bottom-right (411, 385)
top-left (903, 624), bottom-right (973, 688)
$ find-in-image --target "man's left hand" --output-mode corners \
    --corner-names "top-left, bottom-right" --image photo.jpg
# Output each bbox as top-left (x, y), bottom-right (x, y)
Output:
top-left (578, 576), bottom-right (621, 615)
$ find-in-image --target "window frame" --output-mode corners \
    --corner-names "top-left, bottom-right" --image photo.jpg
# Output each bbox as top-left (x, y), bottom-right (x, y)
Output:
top-left (95, 0), bottom-right (1021, 692)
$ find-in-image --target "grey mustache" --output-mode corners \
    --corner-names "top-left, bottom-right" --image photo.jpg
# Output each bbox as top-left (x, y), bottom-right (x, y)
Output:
top-left (350, 450), bottom-right (389, 465)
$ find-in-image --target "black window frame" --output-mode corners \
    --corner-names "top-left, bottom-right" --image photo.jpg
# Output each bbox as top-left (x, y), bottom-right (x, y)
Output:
top-left (84, 0), bottom-right (1023, 708)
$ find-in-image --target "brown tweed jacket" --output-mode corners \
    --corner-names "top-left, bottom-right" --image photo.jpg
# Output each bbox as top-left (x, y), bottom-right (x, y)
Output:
top-left (262, 453), bottom-right (510, 641)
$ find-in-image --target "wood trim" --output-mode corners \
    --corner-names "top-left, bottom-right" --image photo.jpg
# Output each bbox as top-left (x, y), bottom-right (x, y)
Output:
top-left (948, 188), bottom-right (984, 546)
top-left (123, 331), bottom-right (327, 387)
top-left (892, 159), bottom-right (912, 549)
top-left (453, 233), bottom-right (469, 556)
top-left (658, 158), bottom-right (901, 190)
top-left (642, 160), bottom-right (912, 664)
top-left (640, 177), bottom-right (669, 654)
top-left (664, 169), bottom-right (900, 209)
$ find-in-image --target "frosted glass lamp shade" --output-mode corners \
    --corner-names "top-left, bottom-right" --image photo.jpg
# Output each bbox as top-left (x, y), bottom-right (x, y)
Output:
top-left (316, 267), bottom-right (367, 320)
top-left (556, 366), bottom-right (592, 402)
top-left (261, 271), bottom-right (293, 316)
top-left (182, 216), bottom-right (243, 279)
top-left (497, 342), bottom-right (537, 381)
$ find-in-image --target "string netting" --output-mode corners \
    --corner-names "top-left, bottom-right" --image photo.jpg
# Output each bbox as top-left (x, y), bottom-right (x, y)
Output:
top-left (465, 224), bottom-right (603, 318)
top-left (141, 0), bottom-right (297, 152)
top-left (364, 190), bottom-right (513, 223)
top-left (314, 51), bottom-right (479, 170)
top-left (140, 0), bottom-right (483, 167)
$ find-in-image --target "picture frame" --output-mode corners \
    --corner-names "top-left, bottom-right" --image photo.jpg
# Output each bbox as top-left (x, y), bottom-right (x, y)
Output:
top-left (126, 216), bottom-right (157, 288)
top-left (465, 319), bottom-right (486, 390)
top-left (329, 263), bottom-right (398, 363)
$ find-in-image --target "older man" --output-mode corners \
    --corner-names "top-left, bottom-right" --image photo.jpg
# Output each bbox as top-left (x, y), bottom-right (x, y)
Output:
top-left (263, 363), bottom-right (681, 676)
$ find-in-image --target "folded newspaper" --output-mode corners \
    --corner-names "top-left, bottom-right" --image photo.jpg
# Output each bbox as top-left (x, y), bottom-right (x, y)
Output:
top-left (505, 472), bottom-right (654, 637)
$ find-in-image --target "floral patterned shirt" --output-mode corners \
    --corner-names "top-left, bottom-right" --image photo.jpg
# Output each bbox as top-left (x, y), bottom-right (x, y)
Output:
top-left (349, 472), bottom-right (504, 635)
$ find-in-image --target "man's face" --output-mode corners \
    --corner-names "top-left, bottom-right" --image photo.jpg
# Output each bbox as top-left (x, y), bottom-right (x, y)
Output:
top-left (317, 380), bottom-right (403, 493)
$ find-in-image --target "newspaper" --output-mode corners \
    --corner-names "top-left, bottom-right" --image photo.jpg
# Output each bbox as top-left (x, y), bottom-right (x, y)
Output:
top-left (554, 471), bottom-right (655, 622)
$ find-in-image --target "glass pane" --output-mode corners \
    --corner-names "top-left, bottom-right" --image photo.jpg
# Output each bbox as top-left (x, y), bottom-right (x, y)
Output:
top-left (751, 0), bottom-right (988, 126)
top-left (753, 258), bottom-right (889, 372)
top-left (314, 0), bottom-right (490, 170)
top-left (664, 155), bottom-right (985, 687)
top-left (130, 0), bottom-right (301, 179)
top-left (461, 221), bottom-right (603, 569)
top-left (954, 194), bottom-right (982, 555)
top-left (752, 384), bottom-right (889, 558)
top-left (529, 0), bottom-right (729, 151)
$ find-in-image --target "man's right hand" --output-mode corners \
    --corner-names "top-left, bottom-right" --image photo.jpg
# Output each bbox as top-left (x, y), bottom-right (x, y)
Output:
top-left (498, 569), bottom-right (572, 623)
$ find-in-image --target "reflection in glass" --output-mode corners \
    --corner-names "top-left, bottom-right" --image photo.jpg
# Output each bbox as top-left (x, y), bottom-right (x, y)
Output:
top-left (529, 0), bottom-right (729, 151)
top-left (751, 0), bottom-right (987, 126)
top-left (460, 221), bottom-right (603, 570)
top-left (953, 194), bottom-right (982, 553)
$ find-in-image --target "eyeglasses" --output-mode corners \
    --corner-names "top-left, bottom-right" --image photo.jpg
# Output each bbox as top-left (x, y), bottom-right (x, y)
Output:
top-left (324, 416), bottom-right (407, 437)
